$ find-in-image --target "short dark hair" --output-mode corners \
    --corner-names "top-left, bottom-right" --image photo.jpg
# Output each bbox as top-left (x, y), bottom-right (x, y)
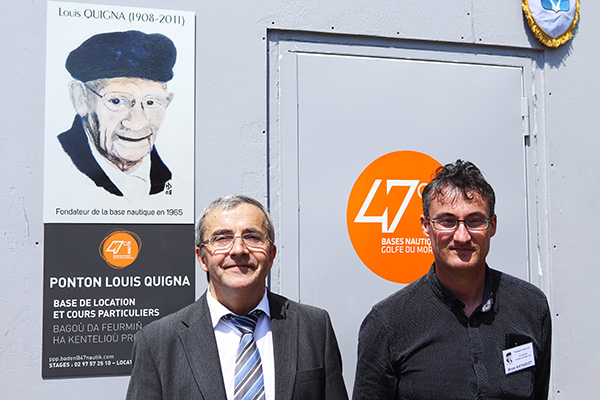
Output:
top-left (195, 194), bottom-right (275, 248)
top-left (422, 160), bottom-right (495, 217)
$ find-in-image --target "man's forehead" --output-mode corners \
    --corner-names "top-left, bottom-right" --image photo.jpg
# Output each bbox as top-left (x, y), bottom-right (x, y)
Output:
top-left (431, 189), bottom-right (489, 212)
top-left (94, 77), bottom-right (167, 91)
top-left (205, 204), bottom-right (267, 231)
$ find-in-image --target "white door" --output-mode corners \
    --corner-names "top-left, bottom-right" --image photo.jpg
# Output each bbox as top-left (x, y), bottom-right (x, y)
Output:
top-left (269, 36), bottom-right (535, 390)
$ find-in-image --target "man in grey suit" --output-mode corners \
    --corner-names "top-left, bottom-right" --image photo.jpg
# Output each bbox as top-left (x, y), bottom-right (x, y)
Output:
top-left (127, 194), bottom-right (349, 400)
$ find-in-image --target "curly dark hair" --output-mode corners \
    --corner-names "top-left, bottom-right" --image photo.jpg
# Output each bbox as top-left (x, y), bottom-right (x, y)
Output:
top-left (422, 159), bottom-right (495, 217)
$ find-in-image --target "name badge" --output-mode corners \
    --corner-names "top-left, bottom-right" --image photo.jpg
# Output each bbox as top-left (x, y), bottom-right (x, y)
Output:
top-left (503, 342), bottom-right (535, 374)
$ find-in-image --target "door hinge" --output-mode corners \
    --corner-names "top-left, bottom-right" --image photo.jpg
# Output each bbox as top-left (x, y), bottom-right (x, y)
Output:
top-left (521, 97), bottom-right (530, 138)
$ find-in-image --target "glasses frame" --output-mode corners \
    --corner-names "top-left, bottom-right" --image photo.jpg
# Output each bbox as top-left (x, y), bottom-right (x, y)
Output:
top-left (200, 232), bottom-right (273, 252)
top-left (427, 216), bottom-right (493, 232)
top-left (84, 83), bottom-right (171, 114)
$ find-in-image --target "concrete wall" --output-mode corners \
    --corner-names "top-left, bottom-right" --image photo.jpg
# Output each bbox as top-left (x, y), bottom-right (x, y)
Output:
top-left (1, 0), bottom-right (598, 398)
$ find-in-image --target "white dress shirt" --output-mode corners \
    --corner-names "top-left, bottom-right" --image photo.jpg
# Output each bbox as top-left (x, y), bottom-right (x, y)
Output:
top-left (206, 291), bottom-right (275, 400)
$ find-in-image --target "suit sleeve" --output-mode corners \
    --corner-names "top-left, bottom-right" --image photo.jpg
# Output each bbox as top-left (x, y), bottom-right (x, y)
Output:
top-left (323, 311), bottom-right (350, 400)
top-left (126, 329), bottom-right (163, 400)
top-left (534, 299), bottom-right (552, 400)
top-left (352, 309), bottom-right (398, 400)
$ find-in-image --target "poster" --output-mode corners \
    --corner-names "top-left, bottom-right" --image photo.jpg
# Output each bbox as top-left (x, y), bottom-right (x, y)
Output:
top-left (42, 2), bottom-right (196, 377)
top-left (347, 151), bottom-right (441, 283)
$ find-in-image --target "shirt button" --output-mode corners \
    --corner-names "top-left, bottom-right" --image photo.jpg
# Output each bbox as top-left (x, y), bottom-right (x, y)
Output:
top-left (474, 356), bottom-right (479, 363)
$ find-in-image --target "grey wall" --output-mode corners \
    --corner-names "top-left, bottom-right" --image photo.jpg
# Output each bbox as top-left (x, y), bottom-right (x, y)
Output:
top-left (1, 0), bottom-right (598, 398)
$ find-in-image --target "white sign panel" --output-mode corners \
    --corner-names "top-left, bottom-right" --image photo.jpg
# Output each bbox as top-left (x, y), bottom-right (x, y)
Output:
top-left (44, 2), bottom-right (195, 224)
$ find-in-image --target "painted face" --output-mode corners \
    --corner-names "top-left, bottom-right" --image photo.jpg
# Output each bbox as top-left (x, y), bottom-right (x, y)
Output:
top-left (82, 77), bottom-right (172, 170)
top-left (196, 203), bottom-right (276, 303)
top-left (421, 190), bottom-right (496, 275)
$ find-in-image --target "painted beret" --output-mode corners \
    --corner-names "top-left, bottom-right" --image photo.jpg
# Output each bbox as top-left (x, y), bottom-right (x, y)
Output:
top-left (66, 30), bottom-right (176, 82)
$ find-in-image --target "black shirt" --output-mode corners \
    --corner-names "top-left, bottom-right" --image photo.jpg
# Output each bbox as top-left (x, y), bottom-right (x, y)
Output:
top-left (353, 265), bottom-right (551, 400)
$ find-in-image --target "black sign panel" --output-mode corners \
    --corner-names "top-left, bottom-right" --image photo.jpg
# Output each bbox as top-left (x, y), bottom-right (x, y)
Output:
top-left (42, 223), bottom-right (195, 377)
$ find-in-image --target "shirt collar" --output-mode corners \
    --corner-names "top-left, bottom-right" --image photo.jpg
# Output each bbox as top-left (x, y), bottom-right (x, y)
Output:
top-left (427, 263), bottom-right (496, 314)
top-left (206, 290), bottom-right (271, 329)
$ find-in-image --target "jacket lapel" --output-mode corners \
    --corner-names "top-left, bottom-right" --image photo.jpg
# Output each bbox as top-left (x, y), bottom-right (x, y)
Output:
top-left (149, 147), bottom-right (172, 194)
top-left (179, 294), bottom-right (227, 400)
top-left (58, 116), bottom-right (123, 196)
top-left (270, 292), bottom-right (298, 400)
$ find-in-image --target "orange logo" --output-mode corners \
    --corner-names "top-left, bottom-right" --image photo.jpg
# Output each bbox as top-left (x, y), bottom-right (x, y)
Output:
top-left (347, 151), bottom-right (441, 283)
top-left (99, 230), bottom-right (142, 269)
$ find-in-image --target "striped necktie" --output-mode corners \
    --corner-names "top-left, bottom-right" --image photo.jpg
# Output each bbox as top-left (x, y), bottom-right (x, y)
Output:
top-left (225, 310), bottom-right (266, 400)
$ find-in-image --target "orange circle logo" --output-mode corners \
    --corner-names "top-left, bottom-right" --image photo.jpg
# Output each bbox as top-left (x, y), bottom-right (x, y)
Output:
top-left (347, 151), bottom-right (441, 283)
top-left (99, 230), bottom-right (142, 269)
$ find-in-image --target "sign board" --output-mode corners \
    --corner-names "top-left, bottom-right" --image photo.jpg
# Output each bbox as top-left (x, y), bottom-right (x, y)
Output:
top-left (347, 151), bottom-right (441, 283)
top-left (42, 2), bottom-right (196, 377)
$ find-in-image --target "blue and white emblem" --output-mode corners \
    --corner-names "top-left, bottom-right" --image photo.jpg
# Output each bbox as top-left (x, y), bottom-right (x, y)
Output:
top-left (523, 0), bottom-right (579, 47)
top-left (541, 0), bottom-right (570, 13)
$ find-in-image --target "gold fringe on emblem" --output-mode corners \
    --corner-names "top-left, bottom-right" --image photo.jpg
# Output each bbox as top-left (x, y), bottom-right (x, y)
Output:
top-left (522, 0), bottom-right (580, 48)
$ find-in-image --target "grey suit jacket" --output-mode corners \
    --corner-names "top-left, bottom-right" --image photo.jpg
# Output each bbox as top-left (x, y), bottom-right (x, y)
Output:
top-left (126, 291), bottom-right (348, 400)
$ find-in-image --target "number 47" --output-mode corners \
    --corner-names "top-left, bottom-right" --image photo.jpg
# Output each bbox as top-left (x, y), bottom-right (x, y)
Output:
top-left (354, 179), bottom-right (426, 233)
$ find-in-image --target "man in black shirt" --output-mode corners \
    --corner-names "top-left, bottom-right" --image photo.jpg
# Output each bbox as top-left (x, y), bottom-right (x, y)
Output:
top-left (353, 160), bottom-right (551, 400)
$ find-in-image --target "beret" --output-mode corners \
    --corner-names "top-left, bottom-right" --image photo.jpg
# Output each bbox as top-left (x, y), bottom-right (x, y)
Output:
top-left (66, 30), bottom-right (176, 82)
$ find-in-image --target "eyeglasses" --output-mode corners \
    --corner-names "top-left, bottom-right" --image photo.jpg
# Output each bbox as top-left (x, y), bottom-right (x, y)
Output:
top-left (200, 232), bottom-right (272, 252)
top-left (85, 84), bottom-right (171, 116)
top-left (427, 216), bottom-right (493, 231)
